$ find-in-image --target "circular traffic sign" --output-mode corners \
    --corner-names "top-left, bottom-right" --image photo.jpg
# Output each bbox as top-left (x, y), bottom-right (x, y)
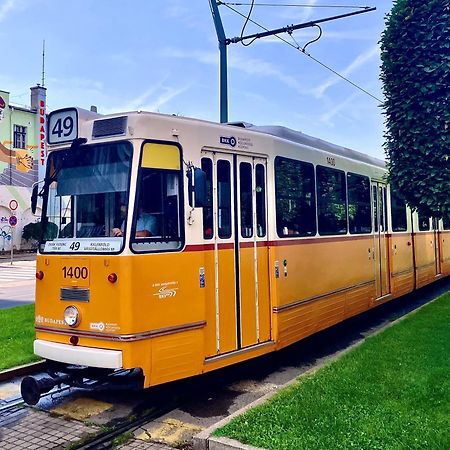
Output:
top-left (9, 215), bottom-right (18, 227)
top-left (9, 199), bottom-right (18, 211)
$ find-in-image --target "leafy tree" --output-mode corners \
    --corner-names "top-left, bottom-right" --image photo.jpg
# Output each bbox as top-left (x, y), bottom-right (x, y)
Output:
top-left (22, 222), bottom-right (42, 241)
top-left (380, 0), bottom-right (450, 220)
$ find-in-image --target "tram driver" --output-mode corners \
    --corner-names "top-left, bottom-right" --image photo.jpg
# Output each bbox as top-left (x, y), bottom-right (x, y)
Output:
top-left (112, 204), bottom-right (158, 238)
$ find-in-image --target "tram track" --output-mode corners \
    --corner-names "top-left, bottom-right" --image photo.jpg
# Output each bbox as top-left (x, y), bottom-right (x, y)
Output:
top-left (0, 361), bottom-right (46, 383)
top-left (0, 280), bottom-right (448, 449)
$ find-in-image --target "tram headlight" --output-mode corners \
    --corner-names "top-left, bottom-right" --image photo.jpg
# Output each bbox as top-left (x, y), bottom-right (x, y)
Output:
top-left (63, 306), bottom-right (80, 327)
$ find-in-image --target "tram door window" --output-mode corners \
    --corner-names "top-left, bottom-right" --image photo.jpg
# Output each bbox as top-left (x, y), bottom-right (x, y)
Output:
top-left (201, 158), bottom-right (214, 240)
top-left (240, 162), bottom-right (253, 238)
top-left (255, 164), bottom-right (266, 237)
top-left (372, 182), bottom-right (390, 298)
top-left (217, 160), bottom-right (232, 239)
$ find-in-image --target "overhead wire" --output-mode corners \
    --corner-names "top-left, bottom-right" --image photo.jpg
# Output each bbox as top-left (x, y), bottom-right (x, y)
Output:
top-left (221, 2), bottom-right (371, 9)
top-left (221, 1), bottom-right (382, 102)
top-left (240, 0), bottom-right (257, 46)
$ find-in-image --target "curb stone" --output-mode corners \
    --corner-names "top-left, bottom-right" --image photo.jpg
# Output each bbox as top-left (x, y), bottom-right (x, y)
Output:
top-left (193, 291), bottom-right (446, 450)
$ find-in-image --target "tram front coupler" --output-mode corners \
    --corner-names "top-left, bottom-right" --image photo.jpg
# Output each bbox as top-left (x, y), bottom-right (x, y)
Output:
top-left (20, 373), bottom-right (72, 406)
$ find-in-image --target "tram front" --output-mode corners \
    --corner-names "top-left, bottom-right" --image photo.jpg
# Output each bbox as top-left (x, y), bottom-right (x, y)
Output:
top-left (22, 107), bottom-right (197, 405)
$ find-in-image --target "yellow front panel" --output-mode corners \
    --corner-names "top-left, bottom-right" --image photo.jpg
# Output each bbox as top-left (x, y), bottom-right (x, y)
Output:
top-left (141, 143), bottom-right (180, 170)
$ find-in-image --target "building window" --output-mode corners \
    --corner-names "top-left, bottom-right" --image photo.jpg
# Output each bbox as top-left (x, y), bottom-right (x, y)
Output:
top-left (13, 125), bottom-right (27, 149)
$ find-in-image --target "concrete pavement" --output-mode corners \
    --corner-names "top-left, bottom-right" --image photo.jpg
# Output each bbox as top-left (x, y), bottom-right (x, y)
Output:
top-left (0, 260), bottom-right (35, 308)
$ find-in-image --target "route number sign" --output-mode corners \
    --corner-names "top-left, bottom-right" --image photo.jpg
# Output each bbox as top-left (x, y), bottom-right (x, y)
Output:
top-left (48, 109), bottom-right (78, 144)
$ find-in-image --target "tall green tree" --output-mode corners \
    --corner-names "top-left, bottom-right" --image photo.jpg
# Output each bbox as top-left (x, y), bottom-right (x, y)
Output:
top-left (380, 0), bottom-right (450, 220)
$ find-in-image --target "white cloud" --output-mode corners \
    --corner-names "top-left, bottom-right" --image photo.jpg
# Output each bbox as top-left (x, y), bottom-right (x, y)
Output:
top-left (0, 0), bottom-right (19, 23)
top-left (161, 47), bottom-right (310, 96)
top-left (277, 0), bottom-right (319, 23)
top-left (140, 85), bottom-right (190, 112)
top-left (314, 45), bottom-right (379, 98)
top-left (320, 91), bottom-right (361, 125)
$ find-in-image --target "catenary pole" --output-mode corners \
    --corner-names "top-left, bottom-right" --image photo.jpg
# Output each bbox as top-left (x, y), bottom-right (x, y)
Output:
top-left (209, 2), bottom-right (375, 124)
top-left (209, 0), bottom-right (228, 123)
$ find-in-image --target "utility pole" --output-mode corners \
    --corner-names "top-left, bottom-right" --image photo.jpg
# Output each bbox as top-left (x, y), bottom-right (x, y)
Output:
top-left (209, 0), bottom-right (228, 123)
top-left (209, 1), bottom-right (376, 124)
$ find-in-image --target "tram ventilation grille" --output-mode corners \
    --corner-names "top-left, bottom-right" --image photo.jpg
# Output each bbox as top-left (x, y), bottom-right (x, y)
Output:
top-left (92, 116), bottom-right (127, 138)
top-left (60, 288), bottom-right (90, 302)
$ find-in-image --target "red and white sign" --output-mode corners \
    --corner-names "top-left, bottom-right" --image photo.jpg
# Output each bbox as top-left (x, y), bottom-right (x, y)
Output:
top-left (39, 99), bottom-right (46, 166)
top-left (9, 199), bottom-right (18, 211)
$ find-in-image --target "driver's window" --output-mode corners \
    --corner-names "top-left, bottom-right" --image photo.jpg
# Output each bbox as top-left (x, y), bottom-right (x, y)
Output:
top-left (131, 142), bottom-right (184, 252)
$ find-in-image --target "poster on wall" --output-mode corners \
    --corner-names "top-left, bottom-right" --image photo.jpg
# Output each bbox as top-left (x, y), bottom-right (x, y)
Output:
top-left (0, 94), bottom-right (38, 188)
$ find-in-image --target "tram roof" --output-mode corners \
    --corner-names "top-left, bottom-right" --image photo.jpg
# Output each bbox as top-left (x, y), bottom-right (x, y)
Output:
top-left (227, 122), bottom-right (386, 169)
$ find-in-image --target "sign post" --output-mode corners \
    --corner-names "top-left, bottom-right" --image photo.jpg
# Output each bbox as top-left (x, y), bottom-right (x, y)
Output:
top-left (8, 214), bottom-right (17, 265)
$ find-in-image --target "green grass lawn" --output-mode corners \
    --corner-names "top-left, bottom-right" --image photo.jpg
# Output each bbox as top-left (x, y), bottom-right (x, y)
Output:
top-left (0, 304), bottom-right (40, 371)
top-left (216, 292), bottom-right (450, 450)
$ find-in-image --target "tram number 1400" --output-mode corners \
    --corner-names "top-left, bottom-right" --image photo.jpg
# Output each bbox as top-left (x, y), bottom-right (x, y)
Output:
top-left (62, 266), bottom-right (89, 279)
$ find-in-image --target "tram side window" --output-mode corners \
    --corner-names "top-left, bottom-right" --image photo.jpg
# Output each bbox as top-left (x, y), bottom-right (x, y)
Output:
top-left (255, 164), bottom-right (266, 237)
top-left (201, 158), bottom-right (214, 240)
top-left (131, 142), bottom-right (184, 252)
top-left (240, 162), bottom-right (253, 238)
top-left (275, 157), bottom-right (316, 237)
top-left (317, 166), bottom-right (347, 235)
top-left (217, 160), bottom-right (232, 239)
top-left (347, 173), bottom-right (371, 234)
top-left (444, 216), bottom-right (450, 230)
top-left (418, 214), bottom-right (430, 231)
top-left (390, 192), bottom-right (407, 232)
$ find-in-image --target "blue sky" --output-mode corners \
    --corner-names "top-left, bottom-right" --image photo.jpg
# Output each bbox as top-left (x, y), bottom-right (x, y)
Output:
top-left (0, 0), bottom-right (393, 159)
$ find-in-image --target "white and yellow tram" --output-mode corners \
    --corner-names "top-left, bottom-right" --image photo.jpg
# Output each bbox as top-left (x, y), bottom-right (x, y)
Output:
top-left (22, 107), bottom-right (450, 404)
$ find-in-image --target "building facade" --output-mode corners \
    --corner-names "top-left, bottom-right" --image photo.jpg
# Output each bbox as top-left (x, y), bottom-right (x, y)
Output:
top-left (0, 85), bottom-right (46, 251)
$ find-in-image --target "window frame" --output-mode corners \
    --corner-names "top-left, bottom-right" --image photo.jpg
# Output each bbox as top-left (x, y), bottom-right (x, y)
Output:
top-left (274, 156), bottom-right (317, 238)
top-left (316, 165), bottom-right (348, 236)
top-left (130, 139), bottom-right (185, 254)
top-left (13, 124), bottom-right (27, 149)
top-left (347, 172), bottom-right (372, 235)
top-left (39, 140), bottom-right (133, 255)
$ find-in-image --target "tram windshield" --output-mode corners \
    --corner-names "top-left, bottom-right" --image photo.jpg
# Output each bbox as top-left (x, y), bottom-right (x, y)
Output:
top-left (39, 142), bottom-right (132, 253)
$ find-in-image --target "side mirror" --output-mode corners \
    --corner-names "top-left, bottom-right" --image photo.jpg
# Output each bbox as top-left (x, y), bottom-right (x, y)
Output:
top-left (187, 167), bottom-right (206, 208)
top-left (31, 185), bottom-right (39, 214)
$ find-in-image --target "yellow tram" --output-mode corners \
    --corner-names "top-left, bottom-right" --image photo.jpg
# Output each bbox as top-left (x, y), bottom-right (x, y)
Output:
top-left (22, 107), bottom-right (450, 404)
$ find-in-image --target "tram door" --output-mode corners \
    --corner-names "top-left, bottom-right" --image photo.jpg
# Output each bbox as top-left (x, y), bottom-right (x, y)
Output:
top-left (372, 182), bottom-right (390, 298)
top-left (201, 151), bottom-right (271, 357)
top-left (432, 218), bottom-right (442, 276)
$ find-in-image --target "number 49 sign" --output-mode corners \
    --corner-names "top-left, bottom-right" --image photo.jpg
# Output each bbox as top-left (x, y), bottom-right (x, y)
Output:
top-left (47, 108), bottom-right (78, 144)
